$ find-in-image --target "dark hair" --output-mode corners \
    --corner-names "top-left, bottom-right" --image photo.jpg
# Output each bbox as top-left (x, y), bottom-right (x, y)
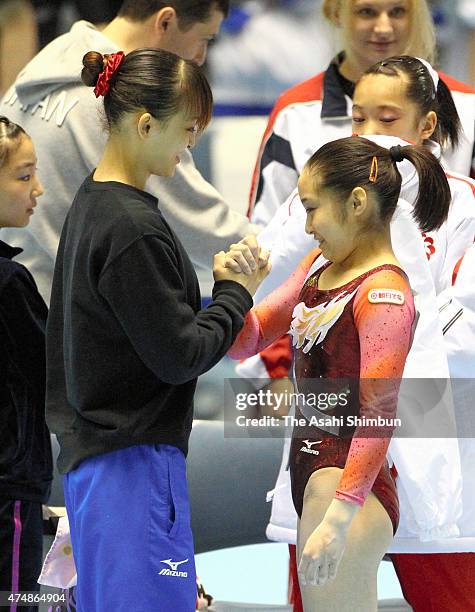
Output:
top-left (304, 136), bottom-right (451, 233)
top-left (81, 48), bottom-right (213, 133)
top-left (0, 116), bottom-right (27, 168)
top-left (118, 1), bottom-right (229, 29)
top-left (360, 56), bottom-right (461, 150)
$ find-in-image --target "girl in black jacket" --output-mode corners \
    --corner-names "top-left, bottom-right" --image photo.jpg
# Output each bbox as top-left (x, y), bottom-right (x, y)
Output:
top-left (0, 115), bottom-right (51, 611)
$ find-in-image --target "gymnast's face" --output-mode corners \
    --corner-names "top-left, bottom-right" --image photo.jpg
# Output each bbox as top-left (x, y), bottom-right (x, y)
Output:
top-left (352, 73), bottom-right (437, 144)
top-left (299, 170), bottom-right (356, 263)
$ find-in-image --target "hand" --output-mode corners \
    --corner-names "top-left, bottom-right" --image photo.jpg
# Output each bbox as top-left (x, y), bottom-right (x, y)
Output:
top-left (213, 236), bottom-right (271, 296)
top-left (298, 519), bottom-right (347, 587)
top-left (298, 499), bottom-right (358, 587)
top-left (213, 251), bottom-right (271, 296)
top-left (223, 235), bottom-right (270, 275)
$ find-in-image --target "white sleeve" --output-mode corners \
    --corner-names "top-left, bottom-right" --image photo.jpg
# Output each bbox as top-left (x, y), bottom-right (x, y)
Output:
top-left (438, 175), bottom-right (475, 292)
top-left (438, 245), bottom-right (475, 377)
top-left (253, 189), bottom-right (315, 303)
top-left (388, 200), bottom-right (463, 542)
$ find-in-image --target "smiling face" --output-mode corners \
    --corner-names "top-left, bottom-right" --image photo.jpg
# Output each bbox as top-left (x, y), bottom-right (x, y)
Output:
top-left (352, 72), bottom-right (437, 143)
top-left (298, 169), bottom-right (356, 263)
top-left (0, 135), bottom-right (43, 228)
top-left (341, 0), bottom-right (411, 74)
top-left (141, 110), bottom-right (198, 177)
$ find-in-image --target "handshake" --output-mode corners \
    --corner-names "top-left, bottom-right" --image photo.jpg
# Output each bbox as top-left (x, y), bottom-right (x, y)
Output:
top-left (213, 235), bottom-right (271, 296)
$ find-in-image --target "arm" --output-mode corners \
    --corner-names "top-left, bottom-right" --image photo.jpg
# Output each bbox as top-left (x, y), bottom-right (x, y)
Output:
top-left (437, 174), bottom-right (475, 293)
top-left (455, 4), bottom-right (475, 170)
top-left (98, 234), bottom-right (253, 385)
top-left (438, 244), bottom-right (475, 312)
top-left (437, 245), bottom-right (475, 377)
top-left (228, 248), bottom-right (320, 359)
top-left (335, 270), bottom-right (415, 505)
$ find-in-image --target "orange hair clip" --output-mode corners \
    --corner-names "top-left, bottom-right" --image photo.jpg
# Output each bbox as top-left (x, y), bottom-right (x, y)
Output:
top-left (369, 155), bottom-right (378, 183)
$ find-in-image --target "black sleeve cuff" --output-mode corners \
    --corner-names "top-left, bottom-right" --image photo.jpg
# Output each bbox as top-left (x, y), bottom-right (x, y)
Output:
top-left (212, 279), bottom-right (254, 314)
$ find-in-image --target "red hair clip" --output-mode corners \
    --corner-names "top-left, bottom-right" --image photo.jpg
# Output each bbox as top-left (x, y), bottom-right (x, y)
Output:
top-left (94, 51), bottom-right (125, 98)
top-left (369, 155), bottom-right (378, 183)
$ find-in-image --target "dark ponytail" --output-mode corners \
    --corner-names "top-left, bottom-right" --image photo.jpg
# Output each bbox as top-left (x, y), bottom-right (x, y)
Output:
top-left (395, 144), bottom-right (451, 231)
top-left (81, 48), bottom-right (213, 133)
top-left (303, 136), bottom-right (450, 233)
top-left (435, 78), bottom-right (462, 150)
top-left (361, 56), bottom-right (462, 150)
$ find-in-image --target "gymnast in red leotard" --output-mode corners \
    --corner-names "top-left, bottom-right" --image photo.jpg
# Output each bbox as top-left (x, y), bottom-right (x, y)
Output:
top-left (228, 135), bottom-right (451, 612)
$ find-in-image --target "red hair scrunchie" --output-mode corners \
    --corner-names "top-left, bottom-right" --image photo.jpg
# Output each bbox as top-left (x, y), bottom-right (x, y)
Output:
top-left (93, 51), bottom-right (125, 98)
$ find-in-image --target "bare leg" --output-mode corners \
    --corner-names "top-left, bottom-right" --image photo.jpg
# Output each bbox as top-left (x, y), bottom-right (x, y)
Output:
top-left (297, 467), bottom-right (393, 612)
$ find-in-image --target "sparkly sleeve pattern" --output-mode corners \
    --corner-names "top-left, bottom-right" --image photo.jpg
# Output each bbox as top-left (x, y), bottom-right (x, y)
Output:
top-left (228, 249), bottom-right (320, 359)
top-left (335, 269), bottom-right (415, 506)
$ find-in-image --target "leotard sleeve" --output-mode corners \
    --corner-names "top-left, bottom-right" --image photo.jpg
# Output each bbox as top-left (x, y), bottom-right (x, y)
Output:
top-left (228, 249), bottom-right (320, 359)
top-left (335, 269), bottom-right (415, 506)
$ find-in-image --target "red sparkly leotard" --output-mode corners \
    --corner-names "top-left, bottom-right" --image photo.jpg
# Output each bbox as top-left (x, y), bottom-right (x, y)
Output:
top-left (229, 250), bottom-right (415, 533)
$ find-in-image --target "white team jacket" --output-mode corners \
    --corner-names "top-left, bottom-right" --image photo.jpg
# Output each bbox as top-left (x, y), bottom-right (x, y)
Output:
top-left (236, 135), bottom-right (475, 552)
top-left (437, 246), bottom-right (475, 549)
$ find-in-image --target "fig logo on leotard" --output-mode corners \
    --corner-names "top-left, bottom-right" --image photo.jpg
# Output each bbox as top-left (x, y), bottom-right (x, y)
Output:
top-left (290, 288), bottom-right (358, 353)
top-left (368, 289), bottom-right (405, 305)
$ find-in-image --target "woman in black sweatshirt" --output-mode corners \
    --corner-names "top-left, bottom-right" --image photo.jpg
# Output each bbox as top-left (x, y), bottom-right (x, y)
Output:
top-left (46, 48), bottom-right (269, 612)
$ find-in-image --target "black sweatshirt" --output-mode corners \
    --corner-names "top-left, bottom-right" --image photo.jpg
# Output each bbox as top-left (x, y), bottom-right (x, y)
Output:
top-left (0, 241), bottom-right (52, 502)
top-left (46, 175), bottom-right (253, 474)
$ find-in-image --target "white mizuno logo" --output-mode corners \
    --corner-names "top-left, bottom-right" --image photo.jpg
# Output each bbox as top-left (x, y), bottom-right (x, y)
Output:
top-left (160, 559), bottom-right (188, 571)
top-left (303, 440), bottom-right (321, 449)
top-left (300, 440), bottom-right (322, 456)
top-left (158, 559), bottom-right (189, 578)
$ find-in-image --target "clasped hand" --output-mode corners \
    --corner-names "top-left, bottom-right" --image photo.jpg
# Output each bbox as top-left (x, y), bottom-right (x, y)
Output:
top-left (213, 235), bottom-right (271, 296)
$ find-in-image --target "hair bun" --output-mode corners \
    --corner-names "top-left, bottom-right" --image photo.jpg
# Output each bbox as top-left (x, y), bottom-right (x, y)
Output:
top-left (81, 51), bottom-right (105, 87)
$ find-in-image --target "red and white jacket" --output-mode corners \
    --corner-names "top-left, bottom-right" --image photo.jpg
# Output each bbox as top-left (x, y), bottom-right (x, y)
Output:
top-left (248, 55), bottom-right (475, 227)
